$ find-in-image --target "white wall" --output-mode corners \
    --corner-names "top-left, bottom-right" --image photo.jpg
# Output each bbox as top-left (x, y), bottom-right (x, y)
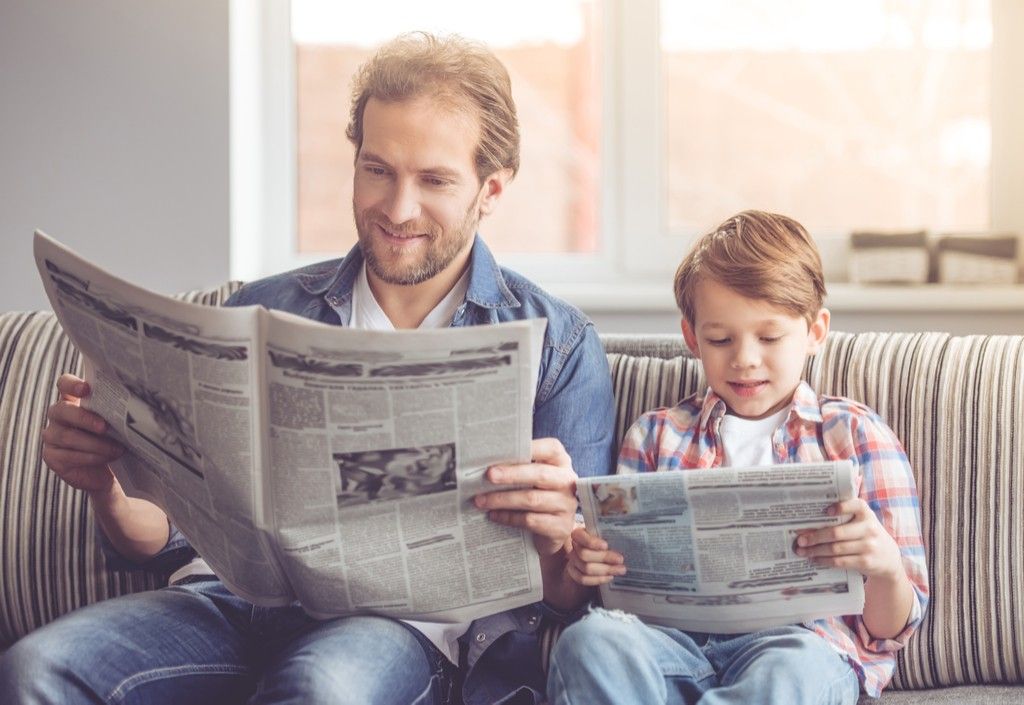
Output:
top-left (0, 0), bottom-right (230, 312)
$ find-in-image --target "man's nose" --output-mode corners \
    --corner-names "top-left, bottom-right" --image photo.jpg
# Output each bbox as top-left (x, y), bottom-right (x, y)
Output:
top-left (381, 180), bottom-right (421, 225)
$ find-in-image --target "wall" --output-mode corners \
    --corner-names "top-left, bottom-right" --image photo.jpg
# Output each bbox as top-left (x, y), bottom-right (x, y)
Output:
top-left (0, 0), bottom-right (230, 312)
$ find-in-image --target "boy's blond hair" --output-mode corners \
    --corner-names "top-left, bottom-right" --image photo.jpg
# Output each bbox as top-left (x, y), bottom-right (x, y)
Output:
top-left (346, 32), bottom-right (520, 182)
top-left (673, 210), bottom-right (826, 324)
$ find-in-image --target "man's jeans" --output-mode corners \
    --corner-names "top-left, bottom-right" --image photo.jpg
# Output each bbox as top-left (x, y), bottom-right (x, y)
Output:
top-left (0, 578), bottom-right (453, 705)
top-left (547, 609), bottom-right (860, 705)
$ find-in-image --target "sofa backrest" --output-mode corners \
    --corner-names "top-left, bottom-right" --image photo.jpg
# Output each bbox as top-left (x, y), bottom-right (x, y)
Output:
top-left (2, 287), bottom-right (1022, 691)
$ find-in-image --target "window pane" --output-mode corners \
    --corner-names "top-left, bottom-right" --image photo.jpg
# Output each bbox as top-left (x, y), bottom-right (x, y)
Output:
top-left (292, 0), bottom-right (602, 254)
top-left (662, 0), bottom-right (991, 234)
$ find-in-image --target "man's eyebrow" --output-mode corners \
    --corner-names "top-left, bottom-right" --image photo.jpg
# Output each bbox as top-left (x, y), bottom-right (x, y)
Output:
top-left (357, 151), bottom-right (462, 178)
top-left (357, 151), bottom-right (390, 166)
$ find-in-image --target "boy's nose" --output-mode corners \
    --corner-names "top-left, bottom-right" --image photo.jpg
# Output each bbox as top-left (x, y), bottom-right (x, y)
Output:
top-left (731, 342), bottom-right (761, 369)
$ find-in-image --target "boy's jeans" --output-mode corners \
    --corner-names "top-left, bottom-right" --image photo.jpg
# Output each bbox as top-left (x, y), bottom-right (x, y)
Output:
top-left (0, 578), bottom-right (453, 705)
top-left (547, 609), bottom-right (860, 705)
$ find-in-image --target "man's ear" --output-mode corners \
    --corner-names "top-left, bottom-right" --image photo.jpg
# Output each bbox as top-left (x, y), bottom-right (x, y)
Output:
top-left (681, 318), bottom-right (701, 359)
top-left (806, 307), bottom-right (830, 354)
top-left (477, 168), bottom-right (513, 217)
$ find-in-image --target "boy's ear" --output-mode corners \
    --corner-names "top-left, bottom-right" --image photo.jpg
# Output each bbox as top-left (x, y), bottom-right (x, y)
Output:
top-left (806, 307), bottom-right (830, 354)
top-left (681, 318), bottom-right (701, 359)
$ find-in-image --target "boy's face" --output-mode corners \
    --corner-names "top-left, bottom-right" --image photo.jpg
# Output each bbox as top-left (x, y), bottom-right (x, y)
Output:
top-left (681, 278), bottom-right (829, 420)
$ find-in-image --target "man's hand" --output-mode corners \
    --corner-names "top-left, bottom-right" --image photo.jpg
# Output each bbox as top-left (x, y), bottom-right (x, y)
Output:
top-left (566, 527), bottom-right (626, 586)
top-left (41, 374), bottom-right (125, 494)
top-left (794, 498), bottom-right (902, 580)
top-left (473, 438), bottom-right (578, 557)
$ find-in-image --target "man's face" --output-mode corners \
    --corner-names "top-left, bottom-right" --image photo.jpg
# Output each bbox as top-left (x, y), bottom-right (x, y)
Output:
top-left (681, 278), bottom-right (829, 420)
top-left (353, 96), bottom-right (500, 286)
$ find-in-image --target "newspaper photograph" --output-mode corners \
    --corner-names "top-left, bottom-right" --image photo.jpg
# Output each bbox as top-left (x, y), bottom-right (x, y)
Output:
top-left (577, 461), bottom-right (865, 633)
top-left (34, 230), bottom-right (546, 623)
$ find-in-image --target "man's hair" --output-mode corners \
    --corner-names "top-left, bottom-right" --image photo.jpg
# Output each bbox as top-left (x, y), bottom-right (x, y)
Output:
top-left (673, 210), bottom-right (826, 324)
top-left (346, 32), bottom-right (520, 182)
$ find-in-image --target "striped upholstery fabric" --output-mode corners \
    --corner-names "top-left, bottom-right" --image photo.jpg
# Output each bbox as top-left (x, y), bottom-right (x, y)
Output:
top-left (0, 282), bottom-right (241, 648)
top-left (602, 332), bottom-right (1024, 691)
top-left (2, 294), bottom-right (1023, 696)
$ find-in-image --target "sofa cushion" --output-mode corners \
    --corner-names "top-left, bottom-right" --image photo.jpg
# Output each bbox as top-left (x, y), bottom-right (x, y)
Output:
top-left (0, 282), bottom-right (241, 648)
top-left (602, 332), bottom-right (1024, 691)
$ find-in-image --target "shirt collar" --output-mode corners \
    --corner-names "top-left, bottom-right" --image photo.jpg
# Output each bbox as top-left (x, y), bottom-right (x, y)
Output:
top-left (463, 235), bottom-right (520, 310)
top-left (698, 380), bottom-right (823, 433)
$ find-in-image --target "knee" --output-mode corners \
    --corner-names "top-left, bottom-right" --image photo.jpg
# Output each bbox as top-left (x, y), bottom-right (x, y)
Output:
top-left (551, 609), bottom-right (648, 673)
top-left (0, 629), bottom-right (79, 700)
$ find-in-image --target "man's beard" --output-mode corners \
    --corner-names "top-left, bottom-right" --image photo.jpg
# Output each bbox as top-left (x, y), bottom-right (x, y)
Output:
top-left (356, 200), bottom-right (480, 286)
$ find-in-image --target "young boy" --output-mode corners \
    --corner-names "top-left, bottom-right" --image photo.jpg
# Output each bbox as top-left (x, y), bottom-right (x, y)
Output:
top-left (547, 211), bottom-right (929, 705)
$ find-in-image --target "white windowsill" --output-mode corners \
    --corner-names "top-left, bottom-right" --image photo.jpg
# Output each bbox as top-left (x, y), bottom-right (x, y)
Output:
top-left (546, 282), bottom-right (1024, 313)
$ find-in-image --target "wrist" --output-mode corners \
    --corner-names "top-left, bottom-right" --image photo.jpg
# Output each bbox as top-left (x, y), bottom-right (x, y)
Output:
top-left (86, 473), bottom-right (126, 515)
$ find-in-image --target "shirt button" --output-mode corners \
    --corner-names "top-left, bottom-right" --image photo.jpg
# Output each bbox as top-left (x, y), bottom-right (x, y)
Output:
top-left (475, 632), bottom-right (487, 643)
top-left (527, 615), bottom-right (539, 626)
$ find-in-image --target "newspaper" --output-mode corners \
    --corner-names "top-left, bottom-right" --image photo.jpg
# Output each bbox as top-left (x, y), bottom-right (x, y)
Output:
top-left (33, 230), bottom-right (547, 622)
top-left (577, 461), bottom-right (865, 633)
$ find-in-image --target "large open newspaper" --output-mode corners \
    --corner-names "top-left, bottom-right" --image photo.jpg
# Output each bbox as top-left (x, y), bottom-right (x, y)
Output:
top-left (34, 231), bottom-right (547, 622)
top-left (577, 461), bottom-right (864, 633)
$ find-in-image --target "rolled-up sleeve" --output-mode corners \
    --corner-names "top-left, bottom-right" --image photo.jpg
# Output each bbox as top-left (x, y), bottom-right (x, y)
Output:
top-left (849, 411), bottom-right (930, 652)
top-left (96, 520), bottom-right (197, 574)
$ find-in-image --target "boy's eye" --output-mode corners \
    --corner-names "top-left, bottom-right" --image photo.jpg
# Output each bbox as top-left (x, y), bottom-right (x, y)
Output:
top-left (760, 336), bottom-right (782, 343)
top-left (706, 338), bottom-right (730, 346)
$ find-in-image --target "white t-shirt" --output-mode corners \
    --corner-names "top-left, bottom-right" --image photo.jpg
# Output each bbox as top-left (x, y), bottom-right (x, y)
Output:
top-left (350, 263), bottom-right (471, 663)
top-left (718, 407), bottom-right (789, 467)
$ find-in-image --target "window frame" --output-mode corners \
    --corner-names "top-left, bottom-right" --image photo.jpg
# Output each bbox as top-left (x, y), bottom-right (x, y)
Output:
top-left (230, 0), bottom-right (1024, 305)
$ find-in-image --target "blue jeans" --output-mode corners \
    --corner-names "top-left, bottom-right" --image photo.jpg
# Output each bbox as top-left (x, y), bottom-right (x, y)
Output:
top-left (547, 609), bottom-right (860, 705)
top-left (0, 578), bottom-right (454, 705)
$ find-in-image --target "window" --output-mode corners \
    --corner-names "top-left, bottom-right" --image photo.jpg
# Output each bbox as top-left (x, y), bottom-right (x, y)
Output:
top-left (232, 0), bottom-right (1020, 300)
top-left (662, 0), bottom-right (990, 236)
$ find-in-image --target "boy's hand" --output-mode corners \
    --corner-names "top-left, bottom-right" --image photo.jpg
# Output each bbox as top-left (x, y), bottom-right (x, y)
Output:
top-left (795, 498), bottom-right (903, 581)
top-left (566, 527), bottom-right (627, 586)
top-left (41, 374), bottom-right (125, 494)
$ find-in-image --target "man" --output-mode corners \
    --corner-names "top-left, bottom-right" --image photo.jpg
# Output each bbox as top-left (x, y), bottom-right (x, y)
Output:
top-left (0, 33), bottom-right (615, 705)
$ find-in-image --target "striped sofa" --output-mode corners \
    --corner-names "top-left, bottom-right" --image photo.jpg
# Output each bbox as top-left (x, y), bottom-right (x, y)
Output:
top-left (2, 283), bottom-right (1022, 704)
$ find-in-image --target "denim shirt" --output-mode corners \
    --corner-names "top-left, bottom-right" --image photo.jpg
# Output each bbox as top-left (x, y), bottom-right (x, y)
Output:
top-left (106, 236), bottom-right (616, 705)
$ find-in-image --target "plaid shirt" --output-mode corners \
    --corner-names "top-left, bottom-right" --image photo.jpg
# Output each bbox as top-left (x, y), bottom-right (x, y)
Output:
top-left (617, 381), bottom-right (929, 697)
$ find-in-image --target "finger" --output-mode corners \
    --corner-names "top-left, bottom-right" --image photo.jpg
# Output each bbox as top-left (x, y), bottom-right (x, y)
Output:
top-left (41, 424), bottom-right (124, 457)
top-left (567, 562), bottom-right (616, 586)
top-left (47, 402), bottom-right (109, 434)
top-left (530, 437), bottom-right (572, 468)
top-left (796, 521), bottom-right (867, 548)
top-left (56, 374), bottom-right (89, 402)
top-left (831, 498), bottom-right (870, 521)
top-left (809, 555), bottom-right (861, 571)
top-left (487, 509), bottom-right (570, 540)
top-left (571, 527), bottom-right (607, 551)
top-left (484, 463), bottom-right (577, 491)
top-left (42, 445), bottom-right (121, 470)
top-left (797, 539), bottom-right (866, 559)
top-left (575, 547), bottom-right (625, 565)
top-left (571, 555), bottom-right (627, 578)
top-left (476, 487), bottom-right (576, 514)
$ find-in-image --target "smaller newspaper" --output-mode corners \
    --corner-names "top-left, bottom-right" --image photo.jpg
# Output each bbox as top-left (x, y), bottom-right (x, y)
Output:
top-left (33, 231), bottom-right (546, 623)
top-left (577, 461), bottom-right (864, 633)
